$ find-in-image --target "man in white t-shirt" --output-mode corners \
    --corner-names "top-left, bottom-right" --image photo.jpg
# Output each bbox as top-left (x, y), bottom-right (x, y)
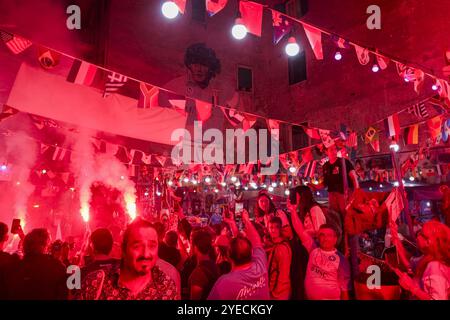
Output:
top-left (288, 195), bottom-right (351, 300)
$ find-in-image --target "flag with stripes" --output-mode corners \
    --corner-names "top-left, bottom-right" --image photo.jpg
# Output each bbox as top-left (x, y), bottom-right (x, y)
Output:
top-left (384, 114), bottom-right (400, 137)
top-left (345, 131), bottom-right (358, 148)
top-left (407, 102), bottom-right (429, 119)
top-left (0, 31), bottom-right (32, 54)
top-left (272, 11), bottom-right (292, 44)
top-left (305, 128), bottom-right (321, 140)
top-left (67, 59), bottom-right (98, 86)
top-left (138, 82), bottom-right (159, 108)
top-left (103, 72), bottom-right (128, 97)
top-left (403, 124), bottom-right (419, 145)
top-left (52, 146), bottom-right (68, 161)
top-left (331, 34), bottom-right (350, 49)
top-left (354, 44), bottom-right (370, 65)
top-left (304, 160), bottom-right (317, 178)
top-left (376, 54), bottom-right (390, 70)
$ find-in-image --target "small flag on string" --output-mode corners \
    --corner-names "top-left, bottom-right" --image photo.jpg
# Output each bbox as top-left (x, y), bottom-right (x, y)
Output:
top-left (384, 114), bottom-right (400, 138)
top-left (304, 160), bottom-right (317, 178)
top-left (40, 143), bottom-right (50, 155)
top-left (272, 11), bottom-right (292, 44)
top-left (243, 114), bottom-right (257, 132)
top-left (365, 127), bottom-right (377, 144)
top-left (52, 147), bottom-right (68, 161)
top-left (376, 54), bottom-right (390, 70)
top-left (239, 1), bottom-right (263, 37)
top-left (0, 31), bottom-right (32, 54)
top-left (195, 99), bottom-right (212, 122)
top-left (138, 82), bottom-right (159, 108)
top-left (299, 148), bottom-right (314, 168)
top-left (155, 155), bottom-right (167, 167)
top-left (346, 131), bottom-right (358, 148)
top-left (220, 107), bottom-right (245, 127)
top-left (427, 115), bottom-right (443, 143)
top-left (369, 133), bottom-right (380, 152)
top-left (141, 152), bottom-right (152, 165)
top-left (279, 154), bottom-right (290, 170)
top-left (303, 25), bottom-right (323, 60)
top-left (403, 124), bottom-right (419, 145)
top-left (305, 127), bottom-right (321, 140)
top-left (354, 44), bottom-right (370, 65)
top-left (266, 119), bottom-right (280, 141)
top-left (331, 34), bottom-right (350, 49)
top-left (67, 59), bottom-right (98, 86)
top-left (173, 0), bottom-right (186, 14)
top-left (206, 0), bottom-right (227, 16)
top-left (407, 102), bottom-right (429, 119)
top-left (103, 72), bottom-right (128, 97)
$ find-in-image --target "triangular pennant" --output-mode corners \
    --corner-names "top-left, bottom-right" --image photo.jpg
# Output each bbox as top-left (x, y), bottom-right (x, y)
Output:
top-left (206, 0), bottom-right (227, 16)
top-left (303, 25), bottom-right (323, 60)
top-left (141, 152), bottom-right (152, 165)
top-left (155, 155), bottom-right (167, 167)
top-left (376, 54), bottom-right (390, 70)
top-left (195, 99), bottom-right (212, 122)
top-left (239, 1), bottom-right (263, 37)
top-left (266, 119), bottom-right (280, 141)
top-left (0, 105), bottom-right (19, 122)
top-left (305, 127), bottom-right (321, 140)
top-left (354, 44), bottom-right (370, 65)
top-left (272, 11), bottom-right (292, 44)
top-left (40, 143), bottom-right (50, 155)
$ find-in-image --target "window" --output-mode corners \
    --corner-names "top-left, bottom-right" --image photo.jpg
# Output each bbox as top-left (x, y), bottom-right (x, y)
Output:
top-left (192, 0), bottom-right (206, 22)
top-left (288, 51), bottom-right (307, 84)
top-left (237, 66), bottom-right (253, 92)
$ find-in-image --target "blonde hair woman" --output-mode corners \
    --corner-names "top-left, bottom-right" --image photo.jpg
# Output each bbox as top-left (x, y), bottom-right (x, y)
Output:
top-left (392, 220), bottom-right (450, 300)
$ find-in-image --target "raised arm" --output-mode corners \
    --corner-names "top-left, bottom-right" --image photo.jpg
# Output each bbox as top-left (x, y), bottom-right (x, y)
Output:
top-left (241, 209), bottom-right (262, 248)
top-left (287, 195), bottom-right (315, 253)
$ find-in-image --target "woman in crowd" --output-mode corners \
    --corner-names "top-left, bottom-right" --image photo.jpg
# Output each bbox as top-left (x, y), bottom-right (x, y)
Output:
top-left (392, 220), bottom-right (450, 300)
top-left (291, 186), bottom-right (326, 239)
top-left (254, 190), bottom-right (292, 239)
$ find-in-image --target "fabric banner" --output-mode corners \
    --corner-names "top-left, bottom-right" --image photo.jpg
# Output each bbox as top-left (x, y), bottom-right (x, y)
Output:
top-left (303, 25), bottom-right (323, 60)
top-left (239, 1), bottom-right (263, 37)
top-left (7, 63), bottom-right (187, 145)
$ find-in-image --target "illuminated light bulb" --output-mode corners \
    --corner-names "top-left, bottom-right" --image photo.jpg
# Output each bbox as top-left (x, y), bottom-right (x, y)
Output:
top-left (0, 165), bottom-right (6, 171)
top-left (285, 37), bottom-right (300, 57)
top-left (313, 180), bottom-right (319, 185)
top-left (393, 181), bottom-right (399, 187)
top-left (230, 176), bottom-right (237, 183)
top-left (144, 192), bottom-right (149, 196)
top-left (221, 182), bottom-right (226, 187)
top-left (168, 180), bottom-right (173, 186)
top-left (271, 182), bottom-right (277, 188)
top-left (205, 176), bottom-right (211, 183)
top-left (70, 187), bottom-right (75, 192)
top-left (334, 51), bottom-right (342, 61)
top-left (234, 181), bottom-right (241, 187)
top-left (120, 175), bottom-right (125, 180)
top-left (244, 186), bottom-right (248, 190)
top-left (279, 182), bottom-right (284, 186)
top-left (372, 64), bottom-right (379, 73)
top-left (161, 1), bottom-right (179, 19)
top-left (42, 169), bottom-right (47, 174)
top-left (409, 176), bottom-right (415, 182)
top-left (33, 204), bottom-right (40, 208)
top-left (426, 202), bottom-right (431, 207)
top-left (289, 166), bottom-right (296, 173)
top-left (389, 141), bottom-right (400, 152)
top-left (192, 179), bottom-right (198, 185)
top-left (432, 84), bottom-right (439, 91)
top-left (379, 184), bottom-right (383, 188)
top-left (231, 18), bottom-right (247, 40)
top-left (183, 177), bottom-right (189, 183)
top-left (251, 182), bottom-right (258, 189)
top-left (404, 77), bottom-right (410, 82)
top-left (214, 188), bottom-right (219, 193)
top-left (369, 187), bottom-right (373, 191)
top-left (268, 186), bottom-right (274, 192)
top-left (284, 189), bottom-right (290, 196)
top-left (316, 191), bottom-right (320, 196)
top-left (262, 184), bottom-right (267, 188)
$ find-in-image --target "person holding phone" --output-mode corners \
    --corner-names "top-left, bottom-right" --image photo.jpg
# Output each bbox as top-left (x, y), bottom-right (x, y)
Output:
top-left (255, 190), bottom-right (292, 240)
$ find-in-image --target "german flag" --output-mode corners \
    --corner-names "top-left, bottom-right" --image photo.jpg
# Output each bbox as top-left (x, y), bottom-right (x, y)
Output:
top-left (403, 124), bottom-right (419, 145)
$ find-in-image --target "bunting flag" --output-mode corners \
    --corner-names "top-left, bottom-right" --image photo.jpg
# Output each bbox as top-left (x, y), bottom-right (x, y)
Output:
top-left (385, 188), bottom-right (404, 222)
top-left (346, 131), bottom-right (358, 148)
top-left (318, 129), bottom-right (334, 148)
top-left (279, 153), bottom-right (290, 170)
top-left (128, 149), bottom-right (136, 164)
top-left (266, 119), bottom-right (280, 141)
top-left (376, 54), bottom-right (390, 70)
top-left (220, 107), bottom-right (245, 127)
top-left (354, 44), bottom-right (370, 65)
top-left (384, 114), bottom-right (400, 138)
top-left (243, 114), bottom-right (257, 131)
top-left (289, 151), bottom-right (300, 167)
top-left (413, 69), bottom-right (425, 93)
top-left (305, 128), bottom-right (321, 140)
top-left (67, 59), bottom-right (98, 86)
top-left (304, 160), bottom-right (317, 178)
top-left (141, 152), bottom-right (152, 165)
top-left (0, 105), bottom-right (19, 121)
top-left (103, 71), bottom-right (128, 97)
top-left (239, 1), bottom-right (263, 37)
top-left (173, 0), bottom-right (186, 14)
top-left (396, 62), bottom-right (424, 93)
top-left (272, 11), bottom-right (292, 44)
top-left (195, 99), bottom-right (212, 122)
top-left (0, 31), bottom-right (32, 54)
top-left (303, 25), bottom-right (323, 60)
top-left (369, 133), bottom-right (380, 152)
top-left (40, 144), bottom-right (50, 155)
top-left (138, 82), bottom-right (159, 109)
top-left (299, 148), bottom-right (314, 168)
top-left (407, 102), bottom-right (429, 119)
top-left (427, 115), bottom-right (443, 143)
top-left (37, 46), bottom-right (60, 69)
top-left (206, 0), bottom-right (227, 16)
top-left (403, 124), bottom-right (419, 145)
top-left (331, 34), bottom-right (350, 49)
top-left (365, 127), bottom-right (377, 144)
top-left (52, 147), bottom-right (68, 161)
top-left (155, 155), bottom-right (167, 167)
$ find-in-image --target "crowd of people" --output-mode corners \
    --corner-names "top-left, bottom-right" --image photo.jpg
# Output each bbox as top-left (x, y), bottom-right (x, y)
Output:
top-left (0, 147), bottom-right (449, 300)
top-left (0, 181), bottom-right (449, 300)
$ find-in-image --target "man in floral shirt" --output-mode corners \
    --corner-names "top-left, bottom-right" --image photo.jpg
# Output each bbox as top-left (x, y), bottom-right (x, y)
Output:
top-left (78, 219), bottom-right (178, 300)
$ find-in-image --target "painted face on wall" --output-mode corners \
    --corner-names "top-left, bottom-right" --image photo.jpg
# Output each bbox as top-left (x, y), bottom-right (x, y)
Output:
top-left (189, 63), bottom-right (210, 87)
